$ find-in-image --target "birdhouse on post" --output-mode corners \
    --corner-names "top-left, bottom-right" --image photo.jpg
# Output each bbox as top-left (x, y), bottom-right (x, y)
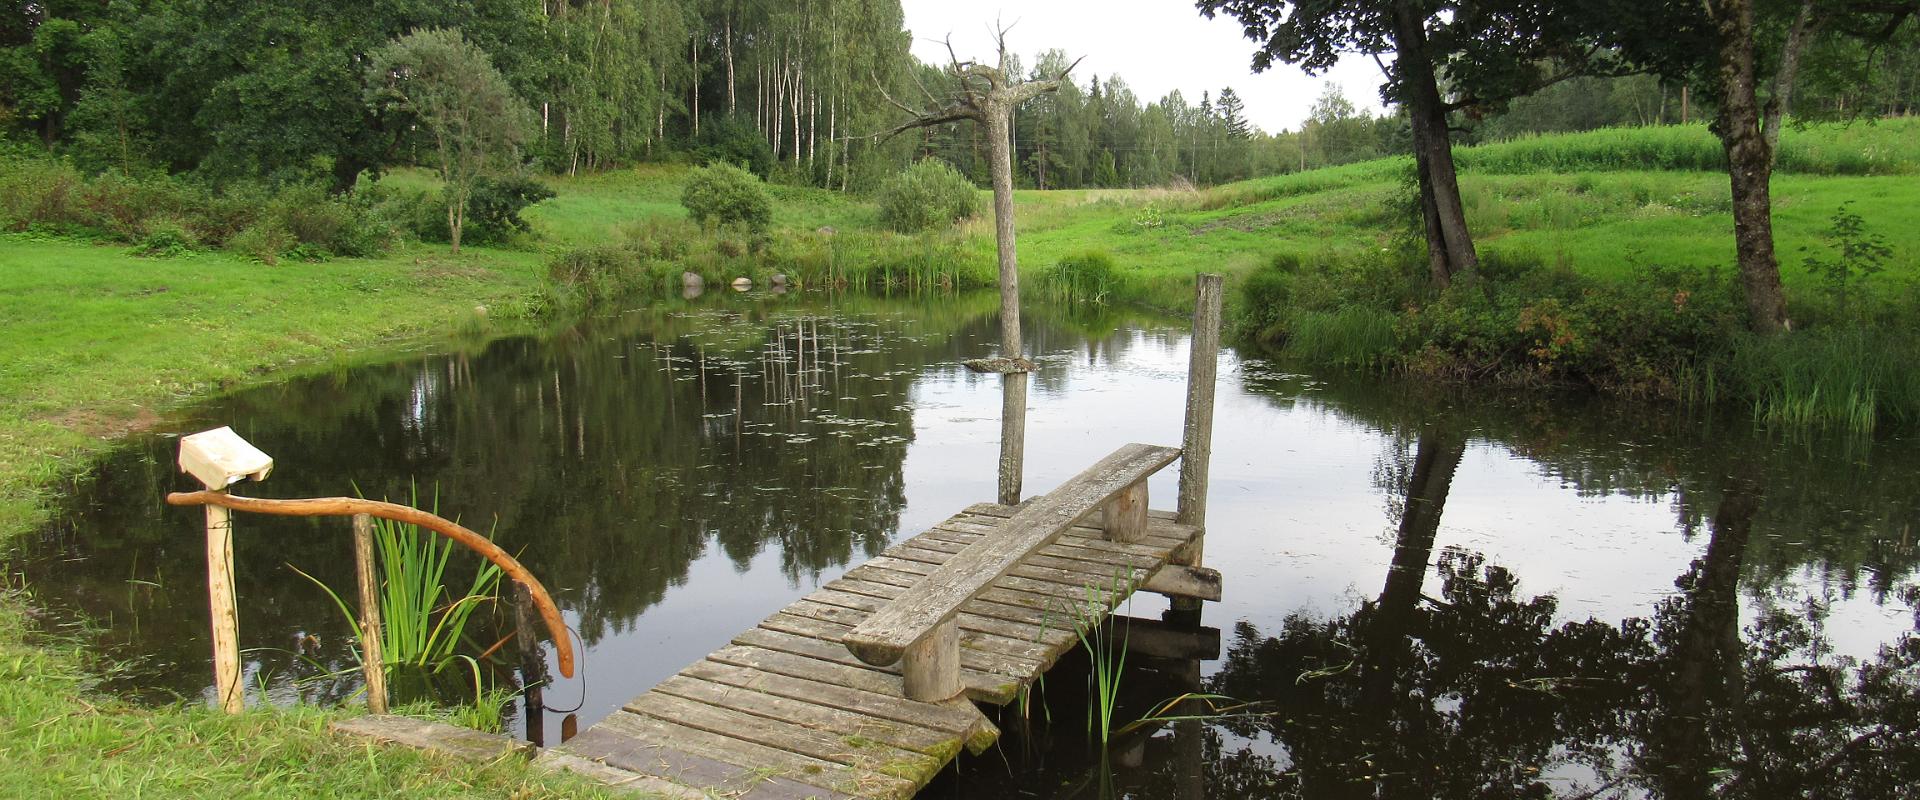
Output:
top-left (178, 426), bottom-right (272, 714)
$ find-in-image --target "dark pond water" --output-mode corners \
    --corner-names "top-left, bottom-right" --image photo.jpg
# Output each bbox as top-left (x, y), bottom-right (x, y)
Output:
top-left (15, 291), bottom-right (1919, 798)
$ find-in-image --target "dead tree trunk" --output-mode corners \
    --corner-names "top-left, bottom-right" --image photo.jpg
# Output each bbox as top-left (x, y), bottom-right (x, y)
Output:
top-left (875, 33), bottom-right (1082, 504)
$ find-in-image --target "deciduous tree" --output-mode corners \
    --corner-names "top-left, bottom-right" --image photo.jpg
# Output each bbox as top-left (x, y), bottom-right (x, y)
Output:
top-left (367, 28), bottom-right (534, 254)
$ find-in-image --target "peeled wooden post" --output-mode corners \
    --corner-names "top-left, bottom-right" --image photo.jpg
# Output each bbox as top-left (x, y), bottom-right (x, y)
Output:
top-left (1173, 274), bottom-right (1223, 612)
top-left (204, 499), bottom-right (242, 714)
top-left (176, 427), bottom-right (273, 715)
top-left (901, 619), bottom-right (962, 702)
top-left (352, 513), bottom-right (388, 714)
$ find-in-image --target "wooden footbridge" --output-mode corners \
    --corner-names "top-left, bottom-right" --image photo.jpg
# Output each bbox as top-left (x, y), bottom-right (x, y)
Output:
top-left (535, 443), bottom-right (1219, 799)
top-left (178, 277), bottom-right (1227, 799)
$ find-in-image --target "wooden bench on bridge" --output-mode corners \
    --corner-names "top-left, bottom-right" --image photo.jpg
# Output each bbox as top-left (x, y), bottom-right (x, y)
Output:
top-left (535, 442), bottom-right (1221, 799)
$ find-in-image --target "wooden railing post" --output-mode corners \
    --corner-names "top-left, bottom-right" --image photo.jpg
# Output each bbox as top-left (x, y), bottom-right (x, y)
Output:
top-left (901, 618), bottom-right (961, 702)
top-left (1173, 274), bottom-right (1223, 613)
top-left (177, 426), bottom-right (273, 715)
top-left (1104, 480), bottom-right (1148, 544)
top-left (204, 497), bottom-right (243, 714)
top-left (352, 513), bottom-right (388, 714)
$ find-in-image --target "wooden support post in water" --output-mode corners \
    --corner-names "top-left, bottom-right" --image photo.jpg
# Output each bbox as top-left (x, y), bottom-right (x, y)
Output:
top-left (901, 618), bottom-right (962, 702)
top-left (204, 497), bottom-right (243, 714)
top-left (1105, 480), bottom-right (1148, 544)
top-left (514, 582), bottom-right (549, 747)
top-left (1172, 274), bottom-right (1223, 613)
top-left (352, 513), bottom-right (388, 714)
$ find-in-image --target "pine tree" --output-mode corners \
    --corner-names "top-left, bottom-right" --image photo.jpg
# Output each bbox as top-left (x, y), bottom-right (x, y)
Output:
top-left (1218, 87), bottom-right (1250, 140)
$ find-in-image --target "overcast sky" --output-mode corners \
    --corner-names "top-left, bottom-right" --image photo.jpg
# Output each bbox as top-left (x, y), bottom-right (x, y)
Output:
top-left (897, 0), bottom-right (1391, 132)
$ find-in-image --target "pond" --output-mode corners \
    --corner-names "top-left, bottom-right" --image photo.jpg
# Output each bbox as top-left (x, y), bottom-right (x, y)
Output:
top-left (16, 290), bottom-right (1919, 798)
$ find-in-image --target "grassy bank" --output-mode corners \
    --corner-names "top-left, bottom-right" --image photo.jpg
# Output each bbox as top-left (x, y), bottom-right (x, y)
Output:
top-left (0, 233), bottom-right (638, 795)
top-left (994, 120), bottom-right (1920, 431)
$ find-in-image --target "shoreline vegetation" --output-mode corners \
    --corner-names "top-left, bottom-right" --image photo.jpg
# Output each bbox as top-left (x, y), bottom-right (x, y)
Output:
top-left (2, 119), bottom-right (1918, 796)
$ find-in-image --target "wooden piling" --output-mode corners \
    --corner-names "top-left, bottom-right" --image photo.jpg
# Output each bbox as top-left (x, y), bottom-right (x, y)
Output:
top-left (901, 618), bottom-right (962, 702)
top-left (998, 372), bottom-right (1028, 505)
top-left (1105, 480), bottom-right (1149, 544)
top-left (205, 497), bottom-right (243, 714)
top-left (352, 513), bottom-right (388, 714)
top-left (1172, 273), bottom-right (1223, 613)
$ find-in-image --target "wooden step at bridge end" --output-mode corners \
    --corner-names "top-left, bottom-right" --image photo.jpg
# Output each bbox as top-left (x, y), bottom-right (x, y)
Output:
top-left (531, 750), bottom-right (711, 799)
top-left (1141, 564), bottom-right (1223, 602)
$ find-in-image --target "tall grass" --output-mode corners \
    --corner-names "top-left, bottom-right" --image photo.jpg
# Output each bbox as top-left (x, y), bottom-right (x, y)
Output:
top-left (1457, 119), bottom-right (1920, 176)
top-left (1284, 308), bottom-right (1400, 369)
top-left (1036, 250), bottom-right (1138, 306)
top-left (1726, 327), bottom-right (1920, 432)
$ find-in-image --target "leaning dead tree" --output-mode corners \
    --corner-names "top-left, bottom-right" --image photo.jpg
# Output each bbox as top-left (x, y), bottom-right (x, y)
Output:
top-left (876, 30), bottom-right (1081, 505)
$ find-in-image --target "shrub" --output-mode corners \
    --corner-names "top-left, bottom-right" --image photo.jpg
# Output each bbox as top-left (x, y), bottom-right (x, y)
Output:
top-left (876, 158), bottom-right (981, 233)
top-left (681, 162), bottom-right (773, 234)
top-left (460, 174), bottom-right (555, 245)
top-left (545, 246), bottom-right (648, 308)
top-left (230, 219), bottom-right (296, 265)
top-left (131, 216), bottom-right (198, 258)
top-left (0, 158), bottom-right (88, 232)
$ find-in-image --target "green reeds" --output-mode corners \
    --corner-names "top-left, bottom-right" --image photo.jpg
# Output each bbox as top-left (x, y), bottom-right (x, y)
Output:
top-left (293, 487), bottom-right (503, 697)
top-left (1284, 307), bottom-right (1400, 369)
top-left (1054, 568), bottom-right (1136, 745)
top-left (1727, 327), bottom-right (1920, 433)
top-left (1037, 250), bottom-right (1135, 306)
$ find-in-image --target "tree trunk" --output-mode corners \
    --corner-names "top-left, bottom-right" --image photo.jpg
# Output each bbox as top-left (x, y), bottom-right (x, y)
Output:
top-left (691, 36), bottom-right (700, 138)
top-left (724, 13), bottom-right (736, 114)
top-left (1711, 0), bottom-right (1792, 333)
top-left (1763, 1), bottom-right (1819, 156)
top-left (448, 191), bottom-right (463, 255)
top-left (986, 107), bottom-right (1027, 506)
top-left (1391, 1), bottom-right (1478, 287)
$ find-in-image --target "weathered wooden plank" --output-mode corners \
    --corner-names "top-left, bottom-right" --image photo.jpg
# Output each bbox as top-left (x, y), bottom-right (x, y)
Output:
top-left (824, 576), bottom-right (1095, 639)
top-left (805, 588), bottom-right (1080, 651)
top-left (678, 659), bottom-right (995, 751)
top-left (330, 715), bottom-right (531, 761)
top-left (845, 443), bottom-right (1180, 668)
top-left (531, 750), bottom-right (713, 799)
top-left (730, 627), bottom-right (1019, 704)
top-left (857, 555), bottom-right (1127, 603)
top-left (786, 599), bottom-right (1060, 664)
top-left (758, 612), bottom-right (1044, 677)
top-left (930, 520), bottom-right (1176, 563)
top-left (902, 533), bottom-right (1152, 581)
top-left (882, 541), bottom-right (1143, 587)
top-left (651, 675), bottom-right (960, 757)
top-left (580, 713), bottom-right (863, 800)
top-left (626, 691), bottom-right (938, 796)
top-left (837, 567), bottom-right (1109, 626)
top-left (846, 561), bottom-right (1102, 611)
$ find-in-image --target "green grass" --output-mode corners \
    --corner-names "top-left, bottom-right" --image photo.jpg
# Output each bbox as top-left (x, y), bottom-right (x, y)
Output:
top-left (0, 163), bottom-right (882, 797)
top-left (1005, 119), bottom-right (1920, 313)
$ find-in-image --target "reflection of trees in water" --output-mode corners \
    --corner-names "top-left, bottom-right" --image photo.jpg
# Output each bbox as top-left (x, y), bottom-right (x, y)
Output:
top-left (19, 293), bottom-right (1015, 699)
top-left (1241, 367), bottom-right (1920, 601)
top-left (1206, 445), bottom-right (1920, 798)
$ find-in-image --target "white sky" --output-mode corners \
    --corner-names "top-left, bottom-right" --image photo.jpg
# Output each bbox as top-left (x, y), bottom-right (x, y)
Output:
top-left (898, 0), bottom-right (1391, 133)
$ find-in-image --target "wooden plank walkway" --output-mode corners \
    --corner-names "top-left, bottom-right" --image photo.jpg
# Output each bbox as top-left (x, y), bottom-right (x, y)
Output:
top-left (537, 502), bottom-right (1201, 799)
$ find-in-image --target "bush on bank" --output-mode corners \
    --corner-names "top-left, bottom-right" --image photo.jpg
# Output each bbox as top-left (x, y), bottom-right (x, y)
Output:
top-left (1238, 248), bottom-right (1920, 431)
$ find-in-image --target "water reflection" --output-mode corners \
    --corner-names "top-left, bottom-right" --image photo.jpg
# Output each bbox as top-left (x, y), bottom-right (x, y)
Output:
top-left (12, 292), bottom-right (1920, 796)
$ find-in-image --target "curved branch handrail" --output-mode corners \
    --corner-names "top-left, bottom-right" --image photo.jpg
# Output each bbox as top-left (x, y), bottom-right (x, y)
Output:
top-left (166, 491), bottom-right (575, 679)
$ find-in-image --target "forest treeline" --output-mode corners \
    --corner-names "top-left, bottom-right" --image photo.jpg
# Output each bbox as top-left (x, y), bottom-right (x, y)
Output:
top-left (11, 0), bottom-right (1918, 194)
